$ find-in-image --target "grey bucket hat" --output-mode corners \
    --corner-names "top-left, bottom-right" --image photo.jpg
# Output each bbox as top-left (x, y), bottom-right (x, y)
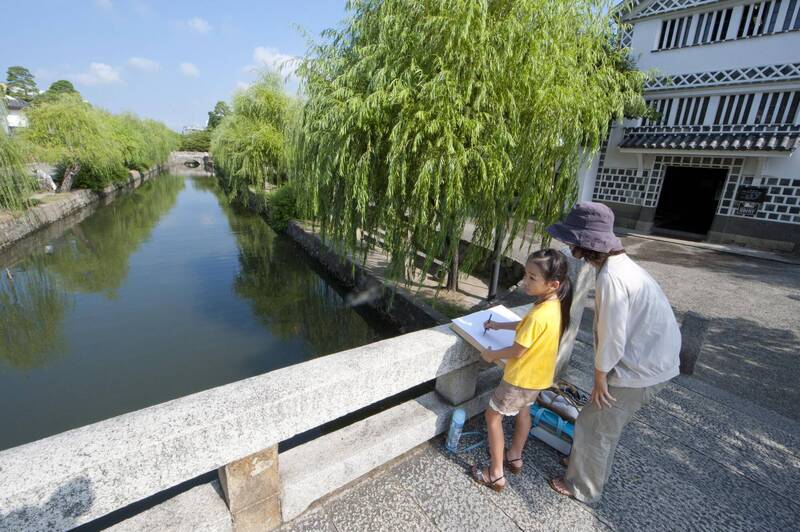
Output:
top-left (546, 202), bottom-right (623, 253)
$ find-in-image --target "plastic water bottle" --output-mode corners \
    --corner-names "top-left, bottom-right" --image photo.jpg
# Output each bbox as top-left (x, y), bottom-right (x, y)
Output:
top-left (446, 408), bottom-right (466, 452)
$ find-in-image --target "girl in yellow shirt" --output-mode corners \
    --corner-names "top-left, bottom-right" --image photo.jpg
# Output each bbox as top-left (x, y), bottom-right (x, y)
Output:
top-left (472, 249), bottom-right (573, 492)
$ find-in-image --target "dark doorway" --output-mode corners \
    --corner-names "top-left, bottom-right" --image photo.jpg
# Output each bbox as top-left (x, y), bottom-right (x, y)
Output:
top-left (654, 166), bottom-right (728, 236)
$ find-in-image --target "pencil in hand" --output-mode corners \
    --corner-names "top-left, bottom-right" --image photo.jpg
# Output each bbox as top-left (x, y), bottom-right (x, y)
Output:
top-left (483, 313), bottom-right (493, 335)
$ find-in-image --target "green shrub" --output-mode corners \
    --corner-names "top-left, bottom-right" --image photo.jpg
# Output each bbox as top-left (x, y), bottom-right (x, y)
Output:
top-left (265, 181), bottom-right (297, 231)
top-left (54, 158), bottom-right (129, 191)
top-left (178, 130), bottom-right (211, 152)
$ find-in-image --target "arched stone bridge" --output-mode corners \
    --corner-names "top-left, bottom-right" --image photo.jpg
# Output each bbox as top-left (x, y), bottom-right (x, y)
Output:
top-left (168, 151), bottom-right (214, 174)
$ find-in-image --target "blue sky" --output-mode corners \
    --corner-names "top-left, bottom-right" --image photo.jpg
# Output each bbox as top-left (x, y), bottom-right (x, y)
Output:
top-left (0, 1), bottom-right (349, 130)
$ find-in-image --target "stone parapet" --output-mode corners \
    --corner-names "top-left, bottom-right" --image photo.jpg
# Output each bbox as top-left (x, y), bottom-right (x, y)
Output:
top-left (0, 303), bottom-right (534, 530)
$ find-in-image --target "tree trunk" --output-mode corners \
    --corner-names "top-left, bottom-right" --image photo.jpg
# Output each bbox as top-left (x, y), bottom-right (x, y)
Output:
top-left (540, 160), bottom-right (563, 248)
top-left (446, 237), bottom-right (459, 292)
top-left (58, 163), bottom-right (80, 193)
top-left (488, 224), bottom-right (505, 301)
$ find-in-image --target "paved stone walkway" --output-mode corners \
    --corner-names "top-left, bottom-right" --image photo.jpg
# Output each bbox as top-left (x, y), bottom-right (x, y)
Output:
top-left (278, 340), bottom-right (800, 531)
top-left (586, 234), bottom-right (800, 422)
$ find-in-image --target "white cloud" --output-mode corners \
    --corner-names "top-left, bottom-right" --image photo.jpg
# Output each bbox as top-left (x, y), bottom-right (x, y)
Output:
top-left (250, 46), bottom-right (298, 76)
top-left (74, 63), bottom-right (122, 85)
top-left (180, 62), bottom-right (199, 77)
top-left (95, 0), bottom-right (113, 10)
top-left (235, 81), bottom-right (252, 91)
top-left (187, 17), bottom-right (210, 33)
top-left (128, 57), bottom-right (160, 72)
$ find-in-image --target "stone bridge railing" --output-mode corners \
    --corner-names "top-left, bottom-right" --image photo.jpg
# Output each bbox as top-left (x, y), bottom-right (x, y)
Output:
top-left (0, 260), bottom-right (591, 531)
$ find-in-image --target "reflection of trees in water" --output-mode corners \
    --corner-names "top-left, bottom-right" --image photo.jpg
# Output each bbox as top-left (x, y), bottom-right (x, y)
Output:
top-left (44, 175), bottom-right (185, 297)
top-left (0, 175), bottom-right (184, 369)
top-left (202, 178), bottom-right (388, 356)
top-left (0, 259), bottom-right (72, 368)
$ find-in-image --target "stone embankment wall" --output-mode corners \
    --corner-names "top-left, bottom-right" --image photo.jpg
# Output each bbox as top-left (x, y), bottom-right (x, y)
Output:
top-left (236, 186), bottom-right (448, 332)
top-left (0, 166), bottom-right (163, 252)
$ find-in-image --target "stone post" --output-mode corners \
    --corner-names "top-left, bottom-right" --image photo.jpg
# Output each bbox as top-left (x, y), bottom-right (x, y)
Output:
top-left (436, 361), bottom-right (481, 405)
top-left (218, 445), bottom-right (282, 532)
top-left (555, 254), bottom-right (594, 378)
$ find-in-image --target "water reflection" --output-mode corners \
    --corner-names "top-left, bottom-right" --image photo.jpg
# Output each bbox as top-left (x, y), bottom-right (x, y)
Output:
top-left (0, 175), bottom-right (396, 450)
top-left (44, 175), bottom-right (185, 297)
top-left (0, 175), bottom-right (184, 367)
top-left (0, 260), bottom-right (72, 368)
top-left (198, 178), bottom-right (392, 354)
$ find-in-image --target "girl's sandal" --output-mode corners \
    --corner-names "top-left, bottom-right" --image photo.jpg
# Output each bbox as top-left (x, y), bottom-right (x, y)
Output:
top-left (504, 452), bottom-right (523, 475)
top-left (471, 465), bottom-right (506, 492)
top-left (548, 477), bottom-right (575, 499)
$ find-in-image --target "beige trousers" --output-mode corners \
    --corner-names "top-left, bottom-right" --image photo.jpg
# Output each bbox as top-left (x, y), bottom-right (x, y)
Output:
top-left (564, 382), bottom-right (667, 504)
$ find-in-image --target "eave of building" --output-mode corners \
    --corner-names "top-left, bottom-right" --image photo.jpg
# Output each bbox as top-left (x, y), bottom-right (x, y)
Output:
top-left (619, 147), bottom-right (793, 157)
top-left (645, 81), bottom-right (800, 100)
top-left (644, 63), bottom-right (800, 94)
top-left (619, 125), bottom-right (800, 156)
top-left (616, 0), bottom-right (724, 23)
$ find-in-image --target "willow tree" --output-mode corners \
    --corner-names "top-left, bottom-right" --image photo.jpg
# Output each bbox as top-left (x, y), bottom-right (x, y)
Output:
top-left (294, 0), bottom-right (646, 290)
top-left (0, 121), bottom-right (35, 211)
top-left (211, 73), bottom-right (295, 195)
top-left (22, 94), bottom-right (123, 192)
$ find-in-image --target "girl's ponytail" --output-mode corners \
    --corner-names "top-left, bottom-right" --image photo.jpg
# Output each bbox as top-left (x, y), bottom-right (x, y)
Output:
top-left (555, 273), bottom-right (573, 339)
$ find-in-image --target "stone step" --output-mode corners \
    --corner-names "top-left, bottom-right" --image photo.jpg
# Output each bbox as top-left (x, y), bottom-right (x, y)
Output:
top-left (108, 481), bottom-right (231, 532)
top-left (279, 368), bottom-right (503, 522)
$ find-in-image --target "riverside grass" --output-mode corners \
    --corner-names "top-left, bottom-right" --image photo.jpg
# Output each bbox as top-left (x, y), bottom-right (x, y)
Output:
top-left (293, 0), bottom-right (647, 287)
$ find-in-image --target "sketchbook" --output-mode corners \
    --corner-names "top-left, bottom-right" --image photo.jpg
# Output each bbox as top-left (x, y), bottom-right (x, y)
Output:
top-left (450, 305), bottom-right (521, 353)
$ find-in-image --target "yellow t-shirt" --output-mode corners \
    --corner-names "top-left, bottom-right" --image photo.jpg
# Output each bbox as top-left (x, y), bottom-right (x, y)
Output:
top-left (503, 300), bottom-right (561, 390)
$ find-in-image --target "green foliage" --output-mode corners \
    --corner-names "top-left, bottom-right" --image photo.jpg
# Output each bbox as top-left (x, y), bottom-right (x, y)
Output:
top-left (264, 181), bottom-right (298, 231)
top-left (21, 94), bottom-right (177, 192)
top-left (207, 100), bottom-right (231, 129)
top-left (210, 73), bottom-right (295, 195)
top-left (294, 0), bottom-right (647, 284)
top-left (178, 129), bottom-right (211, 152)
top-left (34, 79), bottom-right (80, 105)
top-left (6, 66), bottom-right (39, 102)
top-left (109, 113), bottom-right (177, 171)
top-left (0, 120), bottom-right (36, 210)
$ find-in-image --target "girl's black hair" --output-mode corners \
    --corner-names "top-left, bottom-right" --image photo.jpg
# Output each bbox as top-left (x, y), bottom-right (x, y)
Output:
top-left (527, 248), bottom-right (573, 339)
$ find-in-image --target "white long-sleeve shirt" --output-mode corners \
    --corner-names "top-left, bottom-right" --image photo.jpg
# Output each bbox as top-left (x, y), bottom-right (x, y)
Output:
top-left (594, 254), bottom-right (681, 388)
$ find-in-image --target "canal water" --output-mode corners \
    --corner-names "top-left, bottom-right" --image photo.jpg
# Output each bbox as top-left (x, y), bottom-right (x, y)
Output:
top-left (0, 175), bottom-right (398, 451)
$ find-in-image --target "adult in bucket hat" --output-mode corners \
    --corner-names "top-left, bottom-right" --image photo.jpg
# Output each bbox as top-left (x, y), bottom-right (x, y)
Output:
top-left (546, 202), bottom-right (622, 254)
top-left (545, 202), bottom-right (681, 504)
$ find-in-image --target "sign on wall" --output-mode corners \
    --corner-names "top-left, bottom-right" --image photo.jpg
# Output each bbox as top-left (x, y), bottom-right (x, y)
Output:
top-left (733, 186), bottom-right (769, 217)
top-left (735, 186), bottom-right (769, 202)
top-left (734, 201), bottom-right (760, 216)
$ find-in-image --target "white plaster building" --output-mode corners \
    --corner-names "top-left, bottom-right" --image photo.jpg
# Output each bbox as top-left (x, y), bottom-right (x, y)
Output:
top-left (580, 0), bottom-right (800, 253)
top-left (2, 96), bottom-right (29, 133)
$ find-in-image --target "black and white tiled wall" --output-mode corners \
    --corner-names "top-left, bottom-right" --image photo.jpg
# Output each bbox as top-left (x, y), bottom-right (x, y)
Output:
top-left (734, 175), bottom-right (800, 223)
top-left (591, 152), bottom-right (800, 225)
